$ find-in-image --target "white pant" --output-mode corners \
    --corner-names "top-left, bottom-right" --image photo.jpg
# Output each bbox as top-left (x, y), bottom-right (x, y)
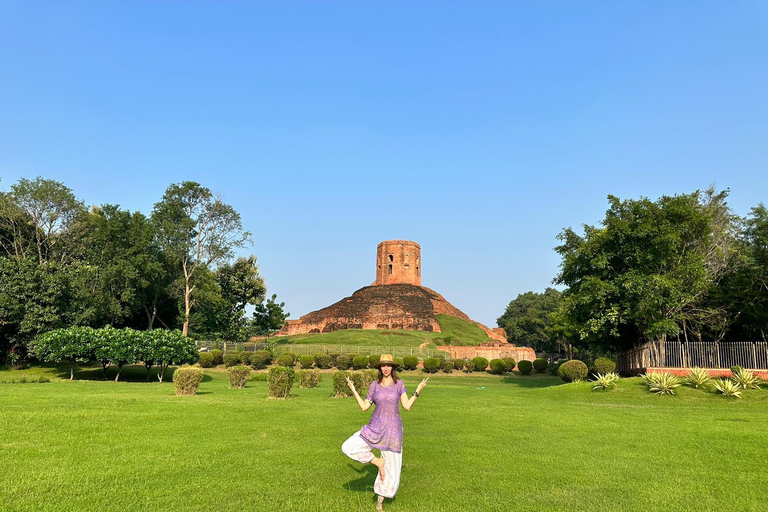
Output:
top-left (341, 430), bottom-right (403, 499)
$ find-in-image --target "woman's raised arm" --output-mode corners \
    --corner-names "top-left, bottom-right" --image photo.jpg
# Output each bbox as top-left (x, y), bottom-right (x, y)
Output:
top-left (347, 376), bottom-right (372, 411)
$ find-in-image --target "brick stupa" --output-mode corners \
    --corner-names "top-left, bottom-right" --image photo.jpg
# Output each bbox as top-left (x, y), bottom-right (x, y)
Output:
top-left (279, 240), bottom-right (507, 343)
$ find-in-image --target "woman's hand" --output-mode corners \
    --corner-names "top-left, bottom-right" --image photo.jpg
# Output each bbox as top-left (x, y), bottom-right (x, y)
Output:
top-left (345, 376), bottom-right (357, 392)
top-left (416, 377), bottom-right (429, 393)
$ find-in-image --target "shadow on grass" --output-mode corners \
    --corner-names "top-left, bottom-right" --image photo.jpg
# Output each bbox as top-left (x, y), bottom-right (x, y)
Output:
top-left (343, 463), bottom-right (378, 493)
top-left (499, 374), bottom-right (565, 389)
top-left (48, 363), bottom-right (186, 383)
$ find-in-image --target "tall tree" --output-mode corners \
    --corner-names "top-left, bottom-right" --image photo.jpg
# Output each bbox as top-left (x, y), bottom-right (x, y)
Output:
top-left (151, 182), bottom-right (251, 336)
top-left (251, 294), bottom-right (290, 337)
top-left (496, 288), bottom-right (562, 353)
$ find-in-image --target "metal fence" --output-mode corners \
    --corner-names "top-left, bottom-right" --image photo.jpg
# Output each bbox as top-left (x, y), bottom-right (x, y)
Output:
top-left (221, 342), bottom-right (445, 359)
top-left (619, 340), bottom-right (768, 374)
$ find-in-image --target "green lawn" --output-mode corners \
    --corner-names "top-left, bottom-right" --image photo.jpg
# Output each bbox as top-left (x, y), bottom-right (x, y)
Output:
top-left (1, 364), bottom-right (767, 511)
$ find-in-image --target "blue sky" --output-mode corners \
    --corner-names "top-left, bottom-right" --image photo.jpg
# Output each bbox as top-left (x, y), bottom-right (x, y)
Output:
top-left (1, 1), bottom-right (767, 327)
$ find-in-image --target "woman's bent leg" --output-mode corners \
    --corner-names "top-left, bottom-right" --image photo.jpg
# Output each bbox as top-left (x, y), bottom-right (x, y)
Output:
top-left (341, 430), bottom-right (374, 464)
top-left (373, 449), bottom-right (403, 499)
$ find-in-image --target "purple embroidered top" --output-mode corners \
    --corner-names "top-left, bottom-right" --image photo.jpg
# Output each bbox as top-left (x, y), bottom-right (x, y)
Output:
top-left (360, 379), bottom-right (407, 453)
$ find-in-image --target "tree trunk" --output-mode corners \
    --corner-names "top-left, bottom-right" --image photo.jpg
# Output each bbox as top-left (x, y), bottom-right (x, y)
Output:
top-left (182, 259), bottom-right (193, 337)
top-left (70, 361), bottom-right (75, 381)
top-left (115, 363), bottom-right (124, 383)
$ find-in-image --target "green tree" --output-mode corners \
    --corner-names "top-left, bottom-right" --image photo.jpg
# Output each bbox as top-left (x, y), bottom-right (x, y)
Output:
top-left (496, 288), bottom-right (562, 353)
top-left (31, 326), bottom-right (94, 380)
top-left (251, 294), bottom-right (290, 337)
top-left (151, 182), bottom-right (252, 336)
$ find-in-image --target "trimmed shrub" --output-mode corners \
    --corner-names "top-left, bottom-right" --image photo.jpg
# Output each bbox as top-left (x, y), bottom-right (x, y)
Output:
top-left (298, 369), bottom-right (319, 388)
top-left (359, 369), bottom-right (378, 395)
top-left (472, 357), bottom-right (489, 371)
top-left (314, 353), bottom-right (332, 369)
top-left (533, 358), bottom-right (548, 373)
top-left (591, 357), bottom-right (617, 375)
top-left (422, 357), bottom-right (441, 373)
top-left (368, 354), bottom-right (381, 367)
top-left (453, 358), bottom-right (466, 371)
top-left (336, 355), bottom-right (352, 370)
top-left (402, 356), bottom-right (419, 371)
top-left (352, 355), bottom-right (369, 370)
top-left (441, 359), bottom-right (454, 373)
top-left (393, 357), bottom-right (404, 368)
top-left (463, 359), bottom-right (476, 373)
top-left (502, 357), bottom-right (516, 372)
top-left (198, 352), bottom-right (215, 368)
top-left (298, 355), bottom-right (315, 369)
top-left (549, 361), bottom-right (562, 376)
top-left (277, 352), bottom-right (296, 367)
top-left (328, 354), bottom-right (341, 367)
top-left (209, 349), bottom-right (224, 365)
top-left (173, 367), bottom-right (204, 396)
top-left (249, 350), bottom-right (271, 369)
top-left (346, 353), bottom-right (359, 361)
top-left (268, 366), bottom-right (295, 398)
top-left (559, 360), bottom-right (588, 383)
top-left (333, 371), bottom-right (353, 397)
top-left (223, 351), bottom-right (242, 367)
top-left (228, 365), bottom-right (251, 388)
top-left (517, 360), bottom-right (533, 375)
top-left (489, 359), bottom-right (507, 374)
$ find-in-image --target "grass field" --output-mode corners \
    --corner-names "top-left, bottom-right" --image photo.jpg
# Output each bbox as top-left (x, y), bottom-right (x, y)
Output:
top-left (268, 313), bottom-right (493, 349)
top-left (1, 364), bottom-right (767, 511)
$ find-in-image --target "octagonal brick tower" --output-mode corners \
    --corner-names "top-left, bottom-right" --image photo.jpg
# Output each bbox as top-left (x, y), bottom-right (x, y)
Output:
top-left (374, 240), bottom-right (421, 286)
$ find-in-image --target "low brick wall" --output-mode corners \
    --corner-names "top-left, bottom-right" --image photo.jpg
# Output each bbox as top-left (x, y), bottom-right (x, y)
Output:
top-left (646, 367), bottom-right (768, 379)
top-left (436, 346), bottom-right (536, 365)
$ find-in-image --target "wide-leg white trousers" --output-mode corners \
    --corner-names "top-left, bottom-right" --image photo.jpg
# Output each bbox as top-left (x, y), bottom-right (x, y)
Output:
top-left (341, 430), bottom-right (403, 499)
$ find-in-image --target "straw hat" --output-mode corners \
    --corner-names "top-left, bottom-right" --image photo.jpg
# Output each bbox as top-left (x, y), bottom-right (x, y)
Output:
top-left (373, 354), bottom-right (400, 369)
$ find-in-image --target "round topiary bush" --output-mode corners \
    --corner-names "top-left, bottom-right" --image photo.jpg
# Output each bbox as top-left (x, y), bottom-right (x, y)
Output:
top-left (335, 355), bottom-right (352, 370)
top-left (472, 357), bottom-right (489, 371)
top-left (422, 357), bottom-right (440, 373)
top-left (533, 358), bottom-right (548, 373)
top-left (277, 352), bottom-right (296, 367)
top-left (440, 360), bottom-right (454, 373)
top-left (502, 357), bottom-right (516, 372)
top-left (209, 349), bottom-right (223, 365)
top-left (517, 360), bottom-right (533, 375)
top-left (402, 356), bottom-right (419, 371)
top-left (249, 350), bottom-right (271, 369)
top-left (453, 358), bottom-right (466, 371)
top-left (173, 366), bottom-right (204, 396)
top-left (559, 360), bottom-right (589, 382)
top-left (298, 355), bottom-right (314, 369)
top-left (223, 351), bottom-right (242, 367)
top-left (198, 352), bottom-right (214, 368)
top-left (352, 355), bottom-right (369, 370)
top-left (393, 357), bottom-right (404, 368)
top-left (328, 354), bottom-right (341, 366)
top-left (489, 359), bottom-right (507, 374)
top-left (228, 365), bottom-right (251, 388)
top-left (463, 359), bottom-right (476, 373)
top-left (314, 353), bottom-right (332, 369)
top-left (368, 354), bottom-right (380, 367)
top-left (549, 360), bottom-right (562, 376)
top-left (268, 366), bottom-right (295, 398)
top-left (591, 357), bottom-right (617, 375)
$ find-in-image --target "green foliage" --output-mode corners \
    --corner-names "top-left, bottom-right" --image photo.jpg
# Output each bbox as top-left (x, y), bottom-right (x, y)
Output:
top-left (227, 366), bottom-right (251, 388)
top-left (352, 355), bottom-right (369, 370)
top-left (223, 351), bottom-right (242, 367)
top-left (730, 366), bottom-right (743, 375)
top-left (712, 378), bottom-right (743, 398)
top-left (641, 372), bottom-right (681, 395)
top-left (358, 369), bottom-right (378, 396)
top-left (402, 356), bottom-right (419, 370)
top-left (501, 357), bottom-right (516, 372)
top-left (298, 355), bottom-right (314, 369)
top-left (463, 358), bottom-right (476, 373)
top-left (440, 359), bottom-right (454, 373)
top-left (31, 326), bottom-right (94, 381)
top-left (472, 357), bottom-right (489, 371)
top-left (549, 360), bottom-right (562, 376)
top-left (198, 352), bottom-right (215, 368)
top-left (559, 360), bottom-right (588, 383)
top-left (591, 357), bottom-right (617, 375)
top-left (533, 358), bottom-right (548, 373)
top-left (434, 314), bottom-right (493, 345)
top-left (277, 352), bottom-right (296, 367)
top-left (496, 288), bottom-right (563, 352)
top-left (335, 355), bottom-right (351, 370)
top-left (731, 368), bottom-right (761, 390)
top-left (422, 358), bottom-right (440, 373)
top-left (251, 293), bottom-right (290, 337)
top-left (453, 358), bottom-right (466, 371)
top-left (249, 350), bottom-right (272, 369)
top-left (488, 359), bottom-right (506, 374)
top-left (332, 371), bottom-right (353, 397)
top-left (368, 354), bottom-right (380, 366)
top-left (686, 368), bottom-right (712, 389)
top-left (209, 349), bottom-right (223, 365)
top-left (314, 353), bottom-right (332, 369)
top-left (517, 359), bottom-right (533, 375)
top-left (297, 369), bottom-right (319, 389)
top-left (591, 372), bottom-right (620, 391)
top-left (267, 366), bottom-right (294, 398)
top-left (393, 357), bottom-right (403, 368)
top-left (173, 367), bottom-right (204, 396)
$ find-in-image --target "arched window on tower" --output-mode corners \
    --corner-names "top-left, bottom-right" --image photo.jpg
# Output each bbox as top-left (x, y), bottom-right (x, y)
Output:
top-left (404, 253), bottom-right (410, 267)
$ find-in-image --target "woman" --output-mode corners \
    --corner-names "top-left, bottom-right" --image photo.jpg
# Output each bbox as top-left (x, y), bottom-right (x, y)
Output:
top-left (341, 354), bottom-right (429, 511)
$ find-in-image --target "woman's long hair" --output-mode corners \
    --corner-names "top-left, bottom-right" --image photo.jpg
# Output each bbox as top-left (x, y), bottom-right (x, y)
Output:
top-left (377, 365), bottom-right (400, 384)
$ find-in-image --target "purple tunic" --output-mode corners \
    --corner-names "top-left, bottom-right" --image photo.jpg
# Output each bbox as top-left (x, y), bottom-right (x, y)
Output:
top-left (360, 380), bottom-right (407, 453)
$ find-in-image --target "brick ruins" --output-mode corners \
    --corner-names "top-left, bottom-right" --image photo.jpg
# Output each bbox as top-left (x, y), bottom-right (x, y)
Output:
top-left (279, 240), bottom-right (509, 344)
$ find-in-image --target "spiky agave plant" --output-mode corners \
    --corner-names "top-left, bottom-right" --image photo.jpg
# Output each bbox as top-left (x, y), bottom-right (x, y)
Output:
top-left (731, 368), bottom-right (761, 390)
top-left (713, 378), bottom-right (743, 398)
top-left (591, 372), bottom-right (620, 391)
top-left (686, 368), bottom-right (712, 389)
top-left (642, 372), bottom-right (680, 395)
